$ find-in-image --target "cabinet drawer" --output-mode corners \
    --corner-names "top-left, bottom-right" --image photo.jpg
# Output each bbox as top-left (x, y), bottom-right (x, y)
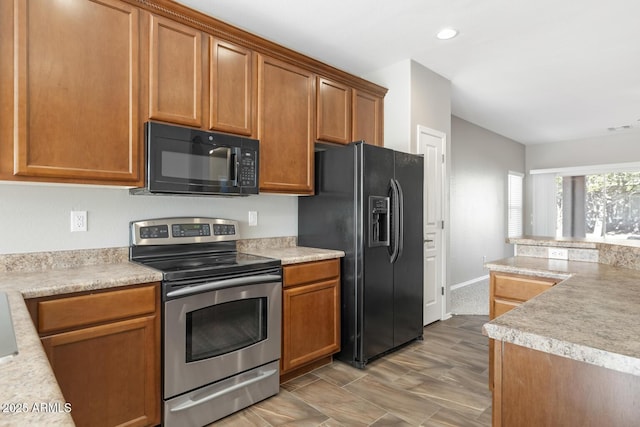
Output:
top-left (493, 298), bottom-right (521, 318)
top-left (493, 273), bottom-right (556, 302)
top-left (283, 259), bottom-right (340, 288)
top-left (36, 284), bottom-right (157, 335)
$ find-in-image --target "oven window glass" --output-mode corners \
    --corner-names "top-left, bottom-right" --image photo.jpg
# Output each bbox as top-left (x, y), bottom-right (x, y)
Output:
top-left (186, 297), bottom-right (267, 362)
top-left (162, 148), bottom-right (231, 182)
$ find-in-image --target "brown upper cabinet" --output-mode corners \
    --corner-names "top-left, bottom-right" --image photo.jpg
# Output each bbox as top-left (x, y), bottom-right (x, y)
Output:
top-left (353, 89), bottom-right (384, 146)
top-left (209, 38), bottom-right (255, 136)
top-left (145, 17), bottom-right (255, 136)
top-left (316, 78), bottom-right (384, 147)
top-left (147, 13), bottom-right (203, 127)
top-left (316, 77), bottom-right (352, 144)
top-left (0, 0), bottom-right (386, 189)
top-left (257, 55), bottom-right (315, 194)
top-left (6, 0), bottom-right (142, 185)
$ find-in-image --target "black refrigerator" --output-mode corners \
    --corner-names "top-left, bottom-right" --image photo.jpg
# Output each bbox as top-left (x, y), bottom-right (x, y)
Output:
top-left (298, 141), bottom-right (424, 368)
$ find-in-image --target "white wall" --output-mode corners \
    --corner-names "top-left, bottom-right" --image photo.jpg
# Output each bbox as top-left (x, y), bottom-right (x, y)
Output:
top-left (0, 182), bottom-right (297, 254)
top-left (365, 59), bottom-right (451, 155)
top-left (365, 59), bottom-right (412, 153)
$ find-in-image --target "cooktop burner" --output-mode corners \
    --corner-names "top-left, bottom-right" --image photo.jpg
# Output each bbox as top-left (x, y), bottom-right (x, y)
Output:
top-left (129, 217), bottom-right (281, 284)
top-left (140, 252), bottom-right (280, 282)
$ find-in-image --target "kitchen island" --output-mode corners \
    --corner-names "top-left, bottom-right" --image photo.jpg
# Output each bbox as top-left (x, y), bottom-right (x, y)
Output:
top-left (484, 255), bottom-right (640, 426)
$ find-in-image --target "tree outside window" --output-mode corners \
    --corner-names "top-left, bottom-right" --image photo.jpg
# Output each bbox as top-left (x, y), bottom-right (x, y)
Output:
top-left (557, 172), bottom-right (640, 238)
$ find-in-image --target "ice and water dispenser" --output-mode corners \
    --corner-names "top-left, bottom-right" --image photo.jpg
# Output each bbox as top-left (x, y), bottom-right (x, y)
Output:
top-left (368, 196), bottom-right (390, 247)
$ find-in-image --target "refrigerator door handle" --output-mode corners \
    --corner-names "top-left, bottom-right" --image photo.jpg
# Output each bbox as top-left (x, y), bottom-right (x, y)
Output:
top-left (389, 179), bottom-right (400, 263)
top-left (395, 178), bottom-right (405, 261)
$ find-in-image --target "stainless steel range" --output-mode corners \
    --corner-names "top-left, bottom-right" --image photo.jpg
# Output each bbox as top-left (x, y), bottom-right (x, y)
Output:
top-left (129, 217), bottom-right (281, 427)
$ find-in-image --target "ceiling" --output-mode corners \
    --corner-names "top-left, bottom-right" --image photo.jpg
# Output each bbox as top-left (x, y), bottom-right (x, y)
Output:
top-left (176, 0), bottom-right (640, 145)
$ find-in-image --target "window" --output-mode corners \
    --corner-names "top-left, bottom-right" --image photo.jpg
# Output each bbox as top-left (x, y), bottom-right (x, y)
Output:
top-left (557, 172), bottom-right (640, 238)
top-left (530, 162), bottom-right (640, 238)
top-left (508, 172), bottom-right (523, 237)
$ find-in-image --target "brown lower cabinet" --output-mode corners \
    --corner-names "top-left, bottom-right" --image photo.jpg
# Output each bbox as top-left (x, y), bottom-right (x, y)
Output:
top-left (281, 259), bottom-right (341, 382)
top-left (27, 283), bottom-right (161, 427)
top-left (488, 271), bottom-right (559, 389)
top-left (493, 341), bottom-right (640, 426)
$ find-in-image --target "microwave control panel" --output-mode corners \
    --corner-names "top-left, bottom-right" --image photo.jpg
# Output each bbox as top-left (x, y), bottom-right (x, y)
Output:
top-left (239, 149), bottom-right (257, 187)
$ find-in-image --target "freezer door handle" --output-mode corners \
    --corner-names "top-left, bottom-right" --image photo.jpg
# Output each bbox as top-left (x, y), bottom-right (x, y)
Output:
top-left (395, 178), bottom-right (405, 261)
top-left (389, 179), bottom-right (401, 263)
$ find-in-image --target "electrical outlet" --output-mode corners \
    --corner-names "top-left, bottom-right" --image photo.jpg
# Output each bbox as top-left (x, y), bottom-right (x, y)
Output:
top-left (70, 211), bottom-right (87, 232)
top-left (248, 211), bottom-right (258, 227)
top-left (548, 247), bottom-right (568, 260)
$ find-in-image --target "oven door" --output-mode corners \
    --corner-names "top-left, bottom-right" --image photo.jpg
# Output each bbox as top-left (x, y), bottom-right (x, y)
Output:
top-left (164, 275), bottom-right (281, 400)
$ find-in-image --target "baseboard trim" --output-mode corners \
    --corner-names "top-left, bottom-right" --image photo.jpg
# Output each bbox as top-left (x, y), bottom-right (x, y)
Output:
top-left (450, 274), bottom-right (489, 291)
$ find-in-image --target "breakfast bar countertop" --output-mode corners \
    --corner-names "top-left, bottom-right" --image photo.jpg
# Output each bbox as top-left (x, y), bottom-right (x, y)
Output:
top-left (483, 256), bottom-right (640, 377)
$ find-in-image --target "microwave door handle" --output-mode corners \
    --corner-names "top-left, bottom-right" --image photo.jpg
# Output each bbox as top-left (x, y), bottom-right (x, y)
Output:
top-left (230, 148), bottom-right (240, 185)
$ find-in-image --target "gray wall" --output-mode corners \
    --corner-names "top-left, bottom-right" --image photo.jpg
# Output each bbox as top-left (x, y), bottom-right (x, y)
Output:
top-left (0, 183), bottom-right (297, 254)
top-left (526, 132), bottom-right (640, 170)
top-left (410, 61), bottom-right (452, 153)
top-left (365, 59), bottom-right (451, 154)
top-left (450, 116), bottom-right (525, 285)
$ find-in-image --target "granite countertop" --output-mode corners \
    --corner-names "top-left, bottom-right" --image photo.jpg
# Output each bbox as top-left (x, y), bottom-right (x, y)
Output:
top-left (483, 256), bottom-right (640, 377)
top-left (0, 242), bottom-right (343, 426)
top-left (0, 261), bottom-right (162, 427)
top-left (240, 245), bottom-right (345, 265)
top-left (0, 290), bottom-right (75, 426)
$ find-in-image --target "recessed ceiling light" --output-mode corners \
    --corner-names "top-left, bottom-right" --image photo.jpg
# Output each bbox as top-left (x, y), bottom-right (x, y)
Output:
top-left (436, 28), bottom-right (458, 40)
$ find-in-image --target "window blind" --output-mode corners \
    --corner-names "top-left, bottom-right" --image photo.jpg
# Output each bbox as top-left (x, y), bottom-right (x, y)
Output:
top-left (508, 173), bottom-right (523, 237)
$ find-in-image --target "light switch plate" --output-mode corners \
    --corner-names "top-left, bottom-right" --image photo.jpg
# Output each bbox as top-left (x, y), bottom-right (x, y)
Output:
top-left (248, 211), bottom-right (258, 227)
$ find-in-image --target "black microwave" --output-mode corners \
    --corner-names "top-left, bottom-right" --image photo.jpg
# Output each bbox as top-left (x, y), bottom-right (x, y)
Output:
top-left (131, 122), bottom-right (259, 196)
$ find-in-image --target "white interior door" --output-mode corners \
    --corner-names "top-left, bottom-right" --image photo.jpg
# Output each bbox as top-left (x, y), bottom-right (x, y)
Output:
top-left (418, 126), bottom-right (445, 325)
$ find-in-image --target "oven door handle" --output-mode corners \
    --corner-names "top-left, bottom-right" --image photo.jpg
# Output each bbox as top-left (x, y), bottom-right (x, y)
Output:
top-left (166, 274), bottom-right (281, 298)
top-left (169, 368), bottom-right (278, 413)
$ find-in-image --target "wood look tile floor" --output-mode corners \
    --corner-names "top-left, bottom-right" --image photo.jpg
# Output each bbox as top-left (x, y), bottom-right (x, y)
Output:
top-left (211, 315), bottom-right (491, 427)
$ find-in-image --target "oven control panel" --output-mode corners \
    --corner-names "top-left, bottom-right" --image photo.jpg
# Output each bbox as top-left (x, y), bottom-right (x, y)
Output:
top-left (131, 217), bottom-right (239, 245)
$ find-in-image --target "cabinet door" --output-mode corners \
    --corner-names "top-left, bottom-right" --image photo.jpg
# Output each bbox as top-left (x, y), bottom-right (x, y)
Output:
top-left (257, 55), bottom-right (314, 194)
top-left (210, 38), bottom-right (254, 136)
top-left (282, 278), bottom-right (340, 372)
top-left (488, 271), bottom-right (557, 391)
top-left (352, 89), bottom-right (383, 146)
top-left (41, 315), bottom-right (160, 427)
top-left (13, 0), bottom-right (141, 183)
top-left (148, 14), bottom-right (202, 127)
top-left (316, 77), bottom-right (351, 144)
